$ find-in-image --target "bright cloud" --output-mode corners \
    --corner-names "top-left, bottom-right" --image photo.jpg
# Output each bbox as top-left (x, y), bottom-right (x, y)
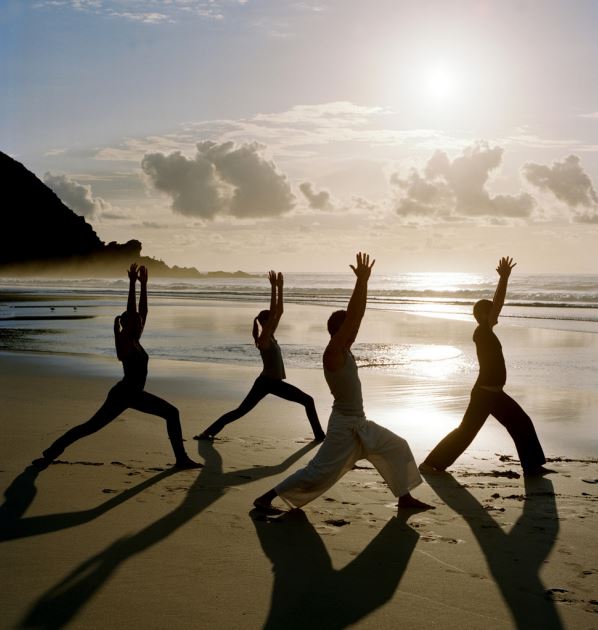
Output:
top-left (43, 172), bottom-right (110, 218)
top-left (94, 102), bottom-right (453, 164)
top-left (33, 0), bottom-right (237, 22)
top-left (391, 143), bottom-right (534, 223)
top-left (523, 155), bottom-right (598, 224)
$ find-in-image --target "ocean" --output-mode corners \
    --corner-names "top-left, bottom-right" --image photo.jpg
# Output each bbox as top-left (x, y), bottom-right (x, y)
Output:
top-left (0, 272), bottom-right (597, 370)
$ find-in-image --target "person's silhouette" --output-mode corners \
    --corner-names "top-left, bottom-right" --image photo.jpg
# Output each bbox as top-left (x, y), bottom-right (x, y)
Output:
top-left (421, 257), bottom-right (548, 475)
top-left (32, 263), bottom-right (201, 470)
top-left (251, 509), bottom-right (419, 629)
top-left (195, 270), bottom-right (325, 442)
top-left (0, 465), bottom-right (175, 542)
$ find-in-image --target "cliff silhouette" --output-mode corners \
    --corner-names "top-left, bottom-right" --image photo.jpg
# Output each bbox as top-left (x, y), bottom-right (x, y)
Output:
top-left (0, 152), bottom-right (247, 278)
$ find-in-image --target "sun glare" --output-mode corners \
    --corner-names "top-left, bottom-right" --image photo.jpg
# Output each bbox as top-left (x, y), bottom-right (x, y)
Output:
top-left (424, 64), bottom-right (460, 103)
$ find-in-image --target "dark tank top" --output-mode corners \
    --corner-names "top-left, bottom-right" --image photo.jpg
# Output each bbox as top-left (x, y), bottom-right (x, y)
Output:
top-left (121, 343), bottom-right (149, 390)
top-left (473, 323), bottom-right (506, 388)
top-left (259, 337), bottom-right (286, 379)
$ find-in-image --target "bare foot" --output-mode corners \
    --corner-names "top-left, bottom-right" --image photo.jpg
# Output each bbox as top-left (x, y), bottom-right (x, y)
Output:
top-left (174, 458), bottom-right (204, 470)
top-left (193, 432), bottom-right (214, 441)
top-left (524, 465), bottom-right (556, 477)
top-left (253, 497), bottom-right (284, 515)
top-left (398, 493), bottom-right (435, 510)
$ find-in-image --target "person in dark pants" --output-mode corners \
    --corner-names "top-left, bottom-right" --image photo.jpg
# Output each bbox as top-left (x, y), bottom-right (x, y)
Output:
top-left (33, 263), bottom-right (202, 470)
top-left (195, 270), bottom-right (326, 442)
top-left (421, 257), bottom-right (550, 476)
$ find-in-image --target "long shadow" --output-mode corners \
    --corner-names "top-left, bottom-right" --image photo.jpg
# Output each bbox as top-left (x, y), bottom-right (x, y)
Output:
top-left (0, 465), bottom-right (176, 542)
top-left (251, 509), bottom-right (419, 629)
top-left (422, 471), bottom-right (562, 630)
top-left (19, 441), bottom-right (316, 629)
top-left (0, 465), bottom-right (41, 533)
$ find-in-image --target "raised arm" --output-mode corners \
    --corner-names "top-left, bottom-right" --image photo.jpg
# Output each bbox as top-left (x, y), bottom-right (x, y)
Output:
top-left (113, 316), bottom-right (127, 360)
top-left (126, 263), bottom-right (138, 315)
top-left (257, 271), bottom-right (282, 348)
top-left (138, 265), bottom-right (148, 328)
top-left (275, 272), bottom-right (283, 321)
top-left (325, 252), bottom-right (375, 367)
top-left (488, 256), bottom-right (516, 326)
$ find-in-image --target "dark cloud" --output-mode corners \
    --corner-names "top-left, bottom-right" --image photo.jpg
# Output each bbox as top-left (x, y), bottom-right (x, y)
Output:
top-left (299, 181), bottom-right (332, 210)
top-left (392, 143), bottom-right (534, 222)
top-left (141, 150), bottom-right (223, 219)
top-left (141, 141), bottom-right (295, 219)
top-left (43, 172), bottom-right (109, 218)
top-left (523, 155), bottom-right (598, 222)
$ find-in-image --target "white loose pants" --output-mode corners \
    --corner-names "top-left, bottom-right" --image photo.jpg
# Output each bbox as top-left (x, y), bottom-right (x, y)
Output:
top-left (276, 411), bottom-right (422, 508)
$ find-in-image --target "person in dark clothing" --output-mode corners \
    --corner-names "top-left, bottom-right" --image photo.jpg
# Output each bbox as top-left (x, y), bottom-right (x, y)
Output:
top-left (33, 264), bottom-right (202, 470)
top-left (195, 271), bottom-right (326, 442)
top-left (421, 257), bottom-right (550, 476)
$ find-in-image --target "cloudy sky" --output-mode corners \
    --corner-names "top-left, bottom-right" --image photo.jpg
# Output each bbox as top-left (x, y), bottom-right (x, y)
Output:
top-left (2, 0), bottom-right (597, 272)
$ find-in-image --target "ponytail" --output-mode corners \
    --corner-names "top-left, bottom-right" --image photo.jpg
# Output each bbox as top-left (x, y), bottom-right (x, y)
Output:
top-left (252, 317), bottom-right (260, 347)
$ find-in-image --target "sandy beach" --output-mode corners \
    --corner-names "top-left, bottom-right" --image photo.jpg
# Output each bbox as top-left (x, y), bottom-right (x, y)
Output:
top-left (1, 302), bottom-right (597, 630)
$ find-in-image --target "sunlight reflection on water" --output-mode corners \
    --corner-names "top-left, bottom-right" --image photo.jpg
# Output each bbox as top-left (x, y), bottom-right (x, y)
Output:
top-left (357, 343), bottom-right (464, 379)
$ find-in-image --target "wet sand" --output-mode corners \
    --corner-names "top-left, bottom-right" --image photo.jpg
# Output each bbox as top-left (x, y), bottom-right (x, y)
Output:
top-left (1, 350), bottom-right (597, 629)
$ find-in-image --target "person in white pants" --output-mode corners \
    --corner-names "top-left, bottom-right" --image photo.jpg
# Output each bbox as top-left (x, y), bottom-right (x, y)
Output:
top-left (254, 252), bottom-right (434, 513)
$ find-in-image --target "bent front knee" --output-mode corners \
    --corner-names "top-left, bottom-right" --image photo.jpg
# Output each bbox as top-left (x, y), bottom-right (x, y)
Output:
top-left (302, 395), bottom-right (315, 408)
top-left (164, 405), bottom-right (180, 422)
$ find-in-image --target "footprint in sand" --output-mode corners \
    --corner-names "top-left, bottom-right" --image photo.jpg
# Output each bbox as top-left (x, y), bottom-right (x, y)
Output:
top-left (324, 518), bottom-right (351, 527)
top-left (111, 461), bottom-right (134, 470)
top-left (420, 533), bottom-right (464, 544)
top-left (53, 460), bottom-right (104, 466)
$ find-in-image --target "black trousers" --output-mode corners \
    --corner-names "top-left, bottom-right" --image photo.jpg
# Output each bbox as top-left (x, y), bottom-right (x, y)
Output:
top-left (424, 387), bottom-right (546, 472)
top-left (43, 381), bottom-right (186, 461)
top-left (202, 375), bottom-right (324, 438)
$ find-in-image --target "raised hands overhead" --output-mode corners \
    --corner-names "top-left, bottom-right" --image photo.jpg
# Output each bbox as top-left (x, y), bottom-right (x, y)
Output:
top-left (138, 265), bottom-right (148, 284)
top-left (127, 262), bottom-right (139, 282)
top-left (496, 256), bottom-right (516, 278)
top-left (268, 270), bottom-right (277, 286)
top-left (488, 256), bottom-right (516, 326)
top-left (324, 252), bottom-right (375, 367)
top-left (349, 252), bottom-right (375, 282)
top-left (276, 272), bottom-right (284, 288)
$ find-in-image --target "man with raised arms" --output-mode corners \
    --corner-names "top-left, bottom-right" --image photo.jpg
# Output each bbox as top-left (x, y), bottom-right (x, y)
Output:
top-left (254, 252), bottom-right (433, 513)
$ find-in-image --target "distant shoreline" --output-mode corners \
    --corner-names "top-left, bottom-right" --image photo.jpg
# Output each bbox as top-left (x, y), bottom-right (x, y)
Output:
top-left (0, 269), bottom-right (256, 279)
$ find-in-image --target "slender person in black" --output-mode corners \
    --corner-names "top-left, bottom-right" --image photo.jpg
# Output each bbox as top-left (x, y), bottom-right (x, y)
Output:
top-left (33, 263), bottom-right (202, 470)
top-left (421, 257), bottom-right (550, 476)
top-left (195, 271), bottom-right (326, 442)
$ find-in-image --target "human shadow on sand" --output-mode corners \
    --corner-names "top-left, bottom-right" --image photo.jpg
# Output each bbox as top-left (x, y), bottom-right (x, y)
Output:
top-left (0, 465), bottom-right (176, 542)
top-left (18, 441), bottom-right (316, 629)
top-left (422, 471), bottom-right (562, 630)
top-left (251, 509), bottom-right (419, 630)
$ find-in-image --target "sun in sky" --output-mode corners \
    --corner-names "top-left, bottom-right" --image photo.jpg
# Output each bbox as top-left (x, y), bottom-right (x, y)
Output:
top-left (423, 63), bottom-right (462, 104)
